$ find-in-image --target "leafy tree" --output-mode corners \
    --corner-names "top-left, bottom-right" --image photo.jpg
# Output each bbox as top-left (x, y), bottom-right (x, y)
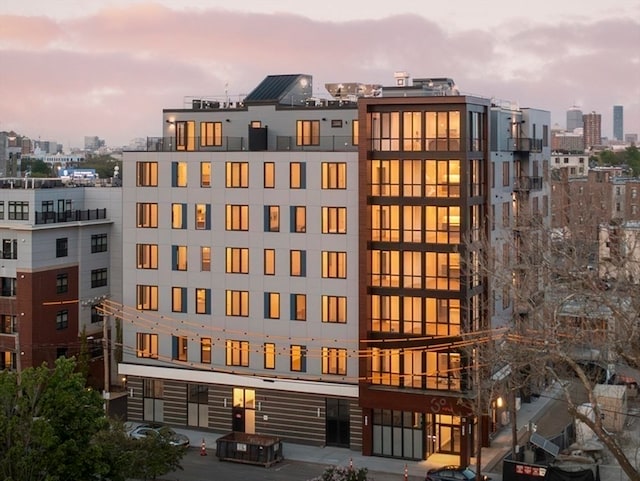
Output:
top-left (310, 465), bottom-right (369, 481)
top-left (127, 430), bottom-right (186, 481)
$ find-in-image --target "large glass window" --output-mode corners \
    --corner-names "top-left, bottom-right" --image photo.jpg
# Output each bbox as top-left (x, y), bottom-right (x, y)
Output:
top-left (226, 290), bottom-right (249, 317)
top-left (136, 203), bottom-right (158, 228)
top-left (226, 205), bottom-right (249, 231)
top-left (296, 120), bottom-right (320, 146)
top-left (136, 161), bottom-right (158, 186)
top-left (370, 160), bottom-right (400, 196)
top-left (371, 348), bottom-right (400, 385)
top-left (402, 112), bottom-right (422, 151)
top-left (371, 295), bottom-right (400, 332)
top-left (225, 247), bottom-right (249, 274)
top-left (172, 245), bottom-right (188, 271)
top-left (425, 252), bottom-right (460, 290)
top-left (187, 384), bottom-right (209, 428)
top-left (322, 347), bottom-right (347, 375)
top-left (136, 285), bottom-right (158, 310)
top-left (425, 160), bottom-right (460, 197)
top-left (322, 251), bottom-right (347, 279)
top-left (290, 345), bottom-right (306, 372)
top-left (426, 298), bottom-right (460, 336)
top-left (322, 207), bottom-right (347, 234)
top-left (371, 205), bottom-right (400, 241)
top-left (370, 250), bottom-right (400, 287)
top-left (425, 206), bottom-right (461, 244)
top-left (136, 333), bottom-right (158, 358)
top-left (137, 244), bottom-right (158, 269)
top-left (226, 340), bottom-right (249, 366)
top-left (200, 121), bottom-right (222, 146)
top-left (426, 352), bottom-right (461, 391)
top-left (322, 295), bottom-right (346, 323)
top-left (370, 112), bottom-right (400, 151)
top-left (425, 111), bottom-right (460, 151)
top-left (172, 161), bottom-right (188, 187)
top-left (321, 162), bottom-right (347, 189)
top-left (226, 162), bottom-right (249, 188)
top-left (200, 338), bottom-right (212, 364)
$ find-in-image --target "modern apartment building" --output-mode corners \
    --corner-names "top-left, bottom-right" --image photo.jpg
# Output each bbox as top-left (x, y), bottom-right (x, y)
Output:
top-left (118, 73), bottom-right (550, 465)
top-left (0, 177), bottom-right (122, 389)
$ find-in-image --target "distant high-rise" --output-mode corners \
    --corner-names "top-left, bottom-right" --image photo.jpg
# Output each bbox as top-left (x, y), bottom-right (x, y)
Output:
top-left (583, 111), bottom-right (602, 149)
top-left (613, 105), bottom-right (624, 141)
top-left (567, 106), bottom-right (583, 131)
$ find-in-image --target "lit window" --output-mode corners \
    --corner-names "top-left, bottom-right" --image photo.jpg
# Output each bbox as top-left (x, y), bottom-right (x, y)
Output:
top-left (265, 206), bottom-right (280, 232)
top-left (172, 161), bottom-right (188, 187)
top-left (322, 347), bottom-right (347, 375)
top-left (264, 249), bottom-right (275, 275)
top-left (425, 252), bottom-right (460, 291)
top-left (226, 290), bottom-right (249, 317)
top-left (322, 207), bottom-right (347, 234)
top-left (172, 287), bottom-right (187, 313)
top-left (172, 245), bottom-right (188, 271)
top-left (172, 203), bottom-right (187, 229)
top-left (370, 250), bottom-right (400, 287)
top-left (370, 295), bottom-right (400, 332)
top-left (172, 335), bottom-right (188, 361)
top-left (322, 251), bottom-right (346, 278)
top-left (136, 285), bottom-right (158, 311)
top-left (426, 298), bottom-right (460, 336)
top-left (136, 333), bottom-right (158, 358)
top-left (321, 162), bottom-right (346, 189)
top-left (352, 119), bottom-right (359, 145)
top-left (290, 345), bottom-right (306, 372)
top-left (290, 250), bottom-right (306, 277)
top-left (321, 295), bottom-right (346, 323)
top-left (200, 162), bottom-right (211, 187)
top-left (200, 246), bottom-right (211, 271)
top-left (425, 111), bottom-right (460, 151)
top-left (296, 120), bottom-right (320, 146)
top-left (136, 203), bottom-right (158, 228)
top-left (225, 205), bottom-right (249, 231)
top-left (425, 160), bottom-right (460, 198)
top-left (264, 162), bottom-right (275, 188)
top-left (290, 206), bottom-right (306, 233)
top-left (196, 288), bottom-right (211, 314)
top-left (264, 343), bottom-right (276, 369)
top-left (225, 247), bottom-right (249, 274)
top-left (136, 161), bottom-right (158, 187)
top-left (226, 162), bottom-right (249, 188)
top-left (370, 159), bottom-right (400, 196)
top-left (137, 244), bottom-right (158, 269)
top-left (291, 294), bottom-right (306, 321)
top-left (425, 205), bottom-right (461, 244)
top-left (290, 162), bottom-right (306, 188)
top-left (371, 348), bottom-right (400, 386)
top-left (225, 340), bottom-right (249, 367)
top-left (200, 121), bottom-right (222, 147)
top-left (195, 204), bottom-right (210, 230)
top-left (265, 292), bottom-right (280, 319)
top-left (201, 338), bottom-right (212, 364)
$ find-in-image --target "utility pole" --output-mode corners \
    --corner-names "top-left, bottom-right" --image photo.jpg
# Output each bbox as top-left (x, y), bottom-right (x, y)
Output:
top-left (102, 307), bottom-right (110, 411)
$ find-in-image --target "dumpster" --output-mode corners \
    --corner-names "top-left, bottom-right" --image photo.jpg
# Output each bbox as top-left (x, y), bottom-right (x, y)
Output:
top-left (215, 432), bottom-right (284, 467)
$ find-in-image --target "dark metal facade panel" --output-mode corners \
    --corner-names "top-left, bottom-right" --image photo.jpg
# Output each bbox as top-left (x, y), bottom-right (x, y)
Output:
top-left (244, 74), bottom-right (303, 103)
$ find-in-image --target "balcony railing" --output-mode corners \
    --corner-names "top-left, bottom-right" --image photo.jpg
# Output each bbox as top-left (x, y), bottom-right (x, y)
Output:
top-left (514, 176), bottom-right (543, 192)
top-left (143, 136), bottom-right (358, 152)
top-left (507, 138), bottom-right (543, 152)
top-left (35, 208), bottom-right (107, 225)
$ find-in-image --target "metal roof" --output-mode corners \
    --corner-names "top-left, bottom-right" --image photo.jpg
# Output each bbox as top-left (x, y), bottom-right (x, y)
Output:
top-left (244, 74), bottom-right (306, 104)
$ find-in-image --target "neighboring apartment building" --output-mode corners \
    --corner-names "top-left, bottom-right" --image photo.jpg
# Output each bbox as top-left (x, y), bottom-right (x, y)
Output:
top-left (583, 111), bottom-right (602, 150)
top-left (550, 153), bottom-right (589, 177)
top-left (118, 73), bottom-right (550, 465)
top-left (0, 177), bottom-right (122, 389)
top-left (551, 128), bottom-right (584, 153)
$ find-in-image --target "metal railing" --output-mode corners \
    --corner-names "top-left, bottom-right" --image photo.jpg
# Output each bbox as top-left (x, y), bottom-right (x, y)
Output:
top-left (143, 136), bottom-right (357, 152)
top-left (35, 208), bottom-right (107, 225)
top-left (514, 176), bottom-right (543, 191)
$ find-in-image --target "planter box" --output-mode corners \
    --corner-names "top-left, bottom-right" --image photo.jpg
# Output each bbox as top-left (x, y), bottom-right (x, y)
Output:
top-left (215, 432), bottom-right (284, 467)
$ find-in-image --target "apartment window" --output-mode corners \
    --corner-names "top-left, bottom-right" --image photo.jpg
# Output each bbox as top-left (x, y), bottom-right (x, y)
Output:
top-left (264, 292), bottom-right (280, 319)
top-left (226, 340), bottom-right (249, 367)
top-left (1, 239), bottom-right (16, 260)
top-left (225, 205), bottom-right (249, 231)
top-left (370, 160), bottom-right (400, 196)
top-left (425, 205), bottom-right (461, 244)
top-left (426, 298), bottom-right (461, 336)
top-left (136, 333), bottom-right (159, 358)
top-left (137, 243), bottom-right (158, 269)
top-left (172, 245), bottom-right (188, 271)
top-left (322, 207), bottom-right (347, 234)
top-left (502, 162), bottom-right (510, 186)
top-left (226, 290), bottom-right (249, 317)
top-left (424, 111), bottom-right (460, 151)
top-left (200, 121), bottom-right (222, 147)
top-left (91, 233), bottom-right (107, 253)
top-left (290, 345), bottom-right (307, 372)
top-left (371, 348), bottom-right (400, 386)
top-left (371, 205), bottom-right (400, 241)
top-left (502, 202), bottom-right (510, 228)
top-left (56, 273), bottom-right (68, 294)
top-left (264, 162), bottom-right (275, 188)
top-left (425, 252), bottom-right (460, 291)
top-left (370, 111), bottom-right (400, 151)
top-left (226, 161), bottom-right (249, 188)
top-left (321, 162), bottom-right (346, 189)
top-left (136, 285), bottom-right (158, 311)
top-left (0, 277), bottom-right (16, 297)
top-left (322, 251), bottom-right (347, 278)
top-left (176, 120), bottom-right (195, 151)
top-left (136, 161), bottom-right (158, 187)
top-left (200, 246), bottom-right (211, 271)
top-left (172, 335), bottom-right (188, 361)
top-left (136, 203), bottom-right (158, 228)
top-left (322, 347), bottom-right (347, 375)
top-left (91, 268), bottom-right (108, 288)
top-left (172, 287), bottom-right (187, 313)
top-left (424, 160), bottom-right (460, 198)
top-left (1, 314), bottom-right (16, 334)
top-left (8, 201), bottom-right (29, 220)
top-left (264, 249), bottom-right (275, 275)
top-left (56, 238), bottom-right (68, 258)
top-left (195, 204), bottom-right (211, 230)
top-left (225, 247), bottom-right (249, 274)
top-left (55, 310), bottom-right (68, 330)
top-left (290, 162), bottom-right (306, 188)
top-left (195, 288), bottom-right (211, 314)
top-left (171, 161), bottom-right (188, 187)
top-left (290, 250), bottom-right (306, 277)
top-left (200, 162), bottom-right (211, 187)
top-left (370, 250), bottom-right (401, 287)
top-left (290, 206), bottom-right (306, 232)
top-left (291, 294), bottom-right (306, 321)
top-left (172, 203), bottom-right (187, 229)
top-left (265, 206), bottom-right (280, 232)
top-left (201, 338), bottom-right (212, 364)
top-left (0, 202), bottom-right (4, 220)
top-left (371, 295), bottom-right (400, 332)
top-left (264, 343), bottom-right (276, 369)
top-left (296, 120), bottom-right (320, 146)
top-left (352, 119), bottom-right (359, 145)
top-left (322, 295), bottom-right (346, 323)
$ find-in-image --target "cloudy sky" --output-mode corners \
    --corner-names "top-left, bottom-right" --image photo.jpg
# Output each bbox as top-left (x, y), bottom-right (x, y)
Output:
top-left (1, 0), bottom-right (639, 149)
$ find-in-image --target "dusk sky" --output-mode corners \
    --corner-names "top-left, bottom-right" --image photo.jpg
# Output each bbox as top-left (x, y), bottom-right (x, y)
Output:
top-left (1, 0), bottom-right (639, 149)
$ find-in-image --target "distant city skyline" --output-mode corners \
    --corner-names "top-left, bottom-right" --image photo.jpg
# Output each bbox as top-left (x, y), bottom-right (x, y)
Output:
top-left (1, 0), bottom-right (638, 149)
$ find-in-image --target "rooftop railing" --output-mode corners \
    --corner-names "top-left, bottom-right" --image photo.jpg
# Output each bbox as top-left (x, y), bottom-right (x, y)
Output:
top-left (35, 208), bottom-right (108, 225)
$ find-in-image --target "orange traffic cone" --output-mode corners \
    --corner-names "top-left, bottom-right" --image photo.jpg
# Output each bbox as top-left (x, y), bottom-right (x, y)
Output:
top-left (200, 438), bottom-right (207, 456)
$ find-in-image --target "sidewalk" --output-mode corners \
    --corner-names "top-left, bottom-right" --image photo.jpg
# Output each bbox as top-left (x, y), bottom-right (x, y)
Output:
top-left (174, 382), bottom-right (563, 480)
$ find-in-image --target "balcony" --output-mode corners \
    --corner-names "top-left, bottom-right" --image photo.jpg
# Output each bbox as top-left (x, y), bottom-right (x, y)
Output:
top-left (514, 176), bottom-right (543, 192)
top-left (143, 135), bottom-right (358, 153)
top-left (35, 208), bottom-right (107, 225)
top-left (507, 138), bottom-right (543, 152)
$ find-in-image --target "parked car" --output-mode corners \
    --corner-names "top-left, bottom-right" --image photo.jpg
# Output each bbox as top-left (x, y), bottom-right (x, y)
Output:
top-left (127, 422), bottom-right (190, 448)
top-left (425, 465), bottom-right (490, 481)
